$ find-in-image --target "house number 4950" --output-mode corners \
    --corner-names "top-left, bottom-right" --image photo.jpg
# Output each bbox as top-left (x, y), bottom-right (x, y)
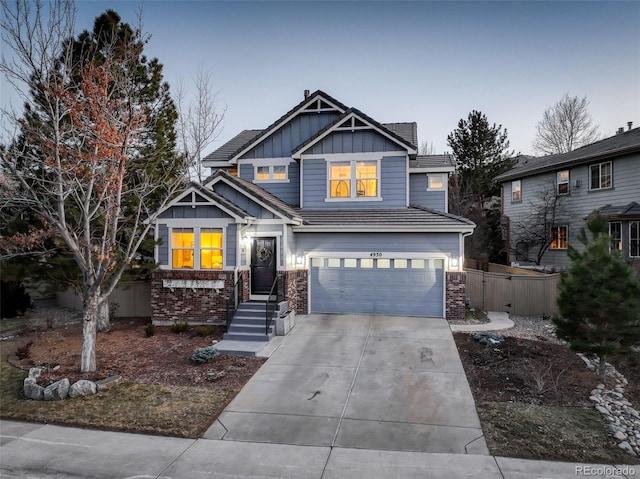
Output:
top-left (370, 252), bottom-right (383, 257)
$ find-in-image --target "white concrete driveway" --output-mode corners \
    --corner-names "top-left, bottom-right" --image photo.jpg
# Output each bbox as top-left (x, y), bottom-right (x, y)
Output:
top-left (206, 314), bottom-right (488, 454)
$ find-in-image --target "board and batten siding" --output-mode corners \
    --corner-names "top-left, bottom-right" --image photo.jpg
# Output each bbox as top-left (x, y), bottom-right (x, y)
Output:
top-left (158, 205), bottom-right (233, 219)
top-left (238, 162), bottom-right (301, 207)
top-left (241, 112), bottom-right (340, 160)
top-left (213, 183), bottom-right (278, 219)
top-left (409, 173), bottom-right (446, 211)
top-left (158, 224), bottom-right (169, 265)
top-left (503, 153), bottom-right (640, 267)
top-left (302, 155), bottom-right (407, 209)
top-left (307, 130), bottom-right (406, 155)
top-left (294, 232), bottom-right (460, 257)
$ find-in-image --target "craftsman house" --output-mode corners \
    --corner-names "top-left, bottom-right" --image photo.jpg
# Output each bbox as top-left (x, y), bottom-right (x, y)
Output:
top-left (151, 90), bottom-right (475, 336)
top-left (496, 125), bottom-right (640, 270)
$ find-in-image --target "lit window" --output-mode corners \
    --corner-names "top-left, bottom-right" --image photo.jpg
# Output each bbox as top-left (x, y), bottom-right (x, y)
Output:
top-left (550, 226), bottom-right (568, 249)
top-left (609, 222), bottom-right (622, 252)
top-left (355, 161), bottom-right (378, 197)
top-left (254, 165), bottom-right (288, 182)
top-left (330, 162), bottom-right (351, 198)
top-left (557, 170), bottom-right (569, 195)
top-left (172, 228), bottom-right (194, 269)
top-left (590, 161), bottom-right (612, 190)
top-left (511, 180), bottom-right (521, 202)
top-left (428, 174), bottom-right (445, 190)
top-left (631, 222), bottom-right (640, 257)
top-left (329, 160), bottom-right (379, 199)
top-left (200, 229), bottom-right (223, 269)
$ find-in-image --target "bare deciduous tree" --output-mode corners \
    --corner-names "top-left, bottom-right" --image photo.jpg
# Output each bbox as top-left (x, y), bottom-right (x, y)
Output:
top-left (176, 67), bottom-right (226, 182)
top-left (533, 93), bottom-right (600, 155)
top-left (510, 180), bottom-right (567, 265)
top-left (419, 140), bottom-right (436, 155)
top-left (1, 0), bottom-right (186, 372)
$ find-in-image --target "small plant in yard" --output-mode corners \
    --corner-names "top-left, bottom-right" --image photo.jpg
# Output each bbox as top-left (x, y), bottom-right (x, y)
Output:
top-left (194, 325), bottom-right (214, 337)
top-left (520, 358), bottom-right (567, 395)
top-left (190, 346), bottom-right (220, 364)
top-left (554, 214), bottom-right (640, 383)
top-left (145, 323), bottom-right (156, 337)
top-left (171, 322), bottom-right (189, 334)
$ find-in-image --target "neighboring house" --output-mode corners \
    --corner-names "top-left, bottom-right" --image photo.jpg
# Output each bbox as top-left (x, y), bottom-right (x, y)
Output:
top-left (496, 126), bottom-right (640, 270)
top-left (151, 90), bottom-right (475, 332)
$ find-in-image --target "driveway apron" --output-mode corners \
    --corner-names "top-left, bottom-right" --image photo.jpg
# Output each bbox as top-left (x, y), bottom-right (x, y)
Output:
top-left (208, 314), bottom-right (488, 454)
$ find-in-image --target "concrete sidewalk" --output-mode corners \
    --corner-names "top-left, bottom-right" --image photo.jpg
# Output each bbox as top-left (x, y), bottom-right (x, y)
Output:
top-left (1, 420), bottom-right (637, 478)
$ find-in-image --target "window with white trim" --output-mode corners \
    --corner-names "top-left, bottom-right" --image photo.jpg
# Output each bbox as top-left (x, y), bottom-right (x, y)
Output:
top-left (171, 227), bottom-right (223, 270)
top-left (631, 221), bottom-right (640, 257)
top-left (511, 180), bottom-right (521, 202)
top-left (609, 222), bottom-right (622, 252)
top-left (328, 160), bottom-right (379, 199)
top-left (254, 165), bottom-right (288, 182)
top-left (589, 161), bottom-right (612, 190)
top-left (550, 226), bottom-right (568, 249)
top-left (427, 174), bottom-right (445, 190)
top-left (557, 170), bottom-right (569, 195)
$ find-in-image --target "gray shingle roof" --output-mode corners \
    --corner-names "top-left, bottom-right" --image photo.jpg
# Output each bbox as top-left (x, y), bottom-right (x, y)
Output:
top-left (203, 129), bottom-right (263, 162)
top-left (293, 206), bottom-right (474, 231)
top-left (496, 128), bottom-right (640, 182)
top-left (209, 170), bottom-right (303, 222)
top-left (382, 122), bottom-right (418, 147)
top-left (596, 202), bottom-right (640, 220)
top-left (410, 155), bottom-right (455, 169)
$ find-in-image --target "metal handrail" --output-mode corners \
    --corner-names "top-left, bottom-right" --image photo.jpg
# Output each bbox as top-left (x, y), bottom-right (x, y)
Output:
top-left (226, 275), bottom-right (243, 332)
top-left (265, 275), bottom-right (280, 335)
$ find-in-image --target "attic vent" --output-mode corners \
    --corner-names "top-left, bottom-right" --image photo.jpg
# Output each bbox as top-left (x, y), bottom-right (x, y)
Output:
top-left (617, 127), bottom-right (625, 134)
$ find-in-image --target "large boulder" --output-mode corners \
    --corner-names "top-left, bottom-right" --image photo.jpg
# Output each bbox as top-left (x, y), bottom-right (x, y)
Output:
top-left (43, 378), bottom-right (70, 401)
top-left (23, 377), bottom-right (45, 401)
top-left (69, 380), bottom-right (97, 398)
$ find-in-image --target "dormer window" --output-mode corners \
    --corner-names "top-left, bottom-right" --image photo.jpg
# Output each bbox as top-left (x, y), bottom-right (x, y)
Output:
top-left (327, 160), bottom-right (380, 200)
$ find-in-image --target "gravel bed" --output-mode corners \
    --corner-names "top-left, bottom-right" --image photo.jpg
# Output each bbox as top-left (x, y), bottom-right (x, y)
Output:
top-left (500, 314), bottom-right (564, 344)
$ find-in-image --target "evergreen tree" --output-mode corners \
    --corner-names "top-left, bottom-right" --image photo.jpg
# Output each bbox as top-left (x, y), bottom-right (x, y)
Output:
top-left (447, 110), bottom-right (515, 262)
top-left (554, 215), bottom-right (640, 383)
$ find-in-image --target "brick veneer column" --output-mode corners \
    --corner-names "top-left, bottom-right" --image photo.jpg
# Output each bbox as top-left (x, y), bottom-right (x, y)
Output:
top-left (285, 270), bottom-right (308, 314)
top-left (445, 272), bottom-right (467, 322)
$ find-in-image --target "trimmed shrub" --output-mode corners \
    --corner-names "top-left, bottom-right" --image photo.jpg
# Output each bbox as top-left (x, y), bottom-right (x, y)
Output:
top-left (194, 325), bottom-right (214, 337)
top-left (145, 323), bottom-right (156, 337)
top-left (190, 346), bottom-right (220, 364)
top-left (171, 322), bottom-right (189, 334)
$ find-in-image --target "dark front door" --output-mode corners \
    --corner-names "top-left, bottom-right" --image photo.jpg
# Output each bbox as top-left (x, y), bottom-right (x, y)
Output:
top-left (251, 237), bottom-right (277, 294)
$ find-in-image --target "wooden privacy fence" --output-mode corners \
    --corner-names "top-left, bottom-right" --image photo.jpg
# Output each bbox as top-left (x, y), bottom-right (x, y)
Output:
top-left (56, 281), bottom-right (151, 318)
top-left (465, 268), bottom-right (561, 316)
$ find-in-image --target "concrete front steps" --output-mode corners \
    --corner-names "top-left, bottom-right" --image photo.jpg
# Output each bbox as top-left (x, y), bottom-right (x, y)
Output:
top-left (216, 302), bottom-right (275, 357)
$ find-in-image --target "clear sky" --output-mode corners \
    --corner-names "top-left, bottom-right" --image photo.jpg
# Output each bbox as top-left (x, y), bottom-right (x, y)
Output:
top-left (2, 1), bottom-right (639, 156)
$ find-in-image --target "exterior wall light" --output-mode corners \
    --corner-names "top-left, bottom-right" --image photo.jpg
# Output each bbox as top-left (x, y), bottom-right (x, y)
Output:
top-left (450, 257), bottom-right (459, 269)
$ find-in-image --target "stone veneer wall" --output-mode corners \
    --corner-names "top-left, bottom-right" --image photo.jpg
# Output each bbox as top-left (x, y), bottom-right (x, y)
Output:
top-left (151, 270), bottom-right (235, 323)
top-left (445, 272), bottom-right (466, 321)
top-left (284, 270), bottom-right (309, 314)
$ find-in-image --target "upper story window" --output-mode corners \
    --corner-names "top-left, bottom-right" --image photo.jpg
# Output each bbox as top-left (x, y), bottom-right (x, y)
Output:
top-left (427, 174), bottom-right (446, 190)
top-left (328, 160), bottom-right (379, 199)
top-left (511, 180), bottom-right (521, 203)
top-left (631, 221), bottom-right (640, 258)
top-left (171, 227), bottom-right (223, 269)
top-left (550, 225), bottom-right (568, 249)
top-left (254, 165), bottom-right (288, 182)
top-left (609, 222), bottom-right (622, 252)
top-left (557, 170), bottom-right (569, 195)
top-left (589, 161), bottom-right (612, 190)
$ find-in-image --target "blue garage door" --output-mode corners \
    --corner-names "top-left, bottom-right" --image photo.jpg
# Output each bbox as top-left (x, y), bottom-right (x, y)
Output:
top-left (310, 257), bottom-right (444, 317)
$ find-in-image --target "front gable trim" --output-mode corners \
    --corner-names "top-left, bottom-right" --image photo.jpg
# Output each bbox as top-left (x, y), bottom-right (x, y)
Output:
top-left (228, 91), bottom-right (347, 163)
top-left (206, 174), bottom-right (303, 225)
top-left (292, 109), bottom-right (418, 159)
top-left (155, 184), bottom-right (250, 222)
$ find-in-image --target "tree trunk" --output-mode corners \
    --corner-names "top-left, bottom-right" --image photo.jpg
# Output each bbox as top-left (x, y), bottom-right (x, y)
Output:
top-left (81, 292), bottom-right (99, 372)
top-left (97, 301), bottom-right (110, 332)
top-left (598, 355), bottom-right (607, 384)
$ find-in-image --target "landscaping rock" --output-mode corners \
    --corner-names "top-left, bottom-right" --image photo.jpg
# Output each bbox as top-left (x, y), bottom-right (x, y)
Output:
top-left (23, 377), bottom-right (44, 400)
top-left (43, 378), bottom-right (70, 401)
top-left (95, 375), bottom-right (121, 391)
top-left (69, 379), bottom-right (97, 398)
top-left (472, 332), bottom-right (504, 346)
top-left (28, 367), bottom-right (45, 379)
